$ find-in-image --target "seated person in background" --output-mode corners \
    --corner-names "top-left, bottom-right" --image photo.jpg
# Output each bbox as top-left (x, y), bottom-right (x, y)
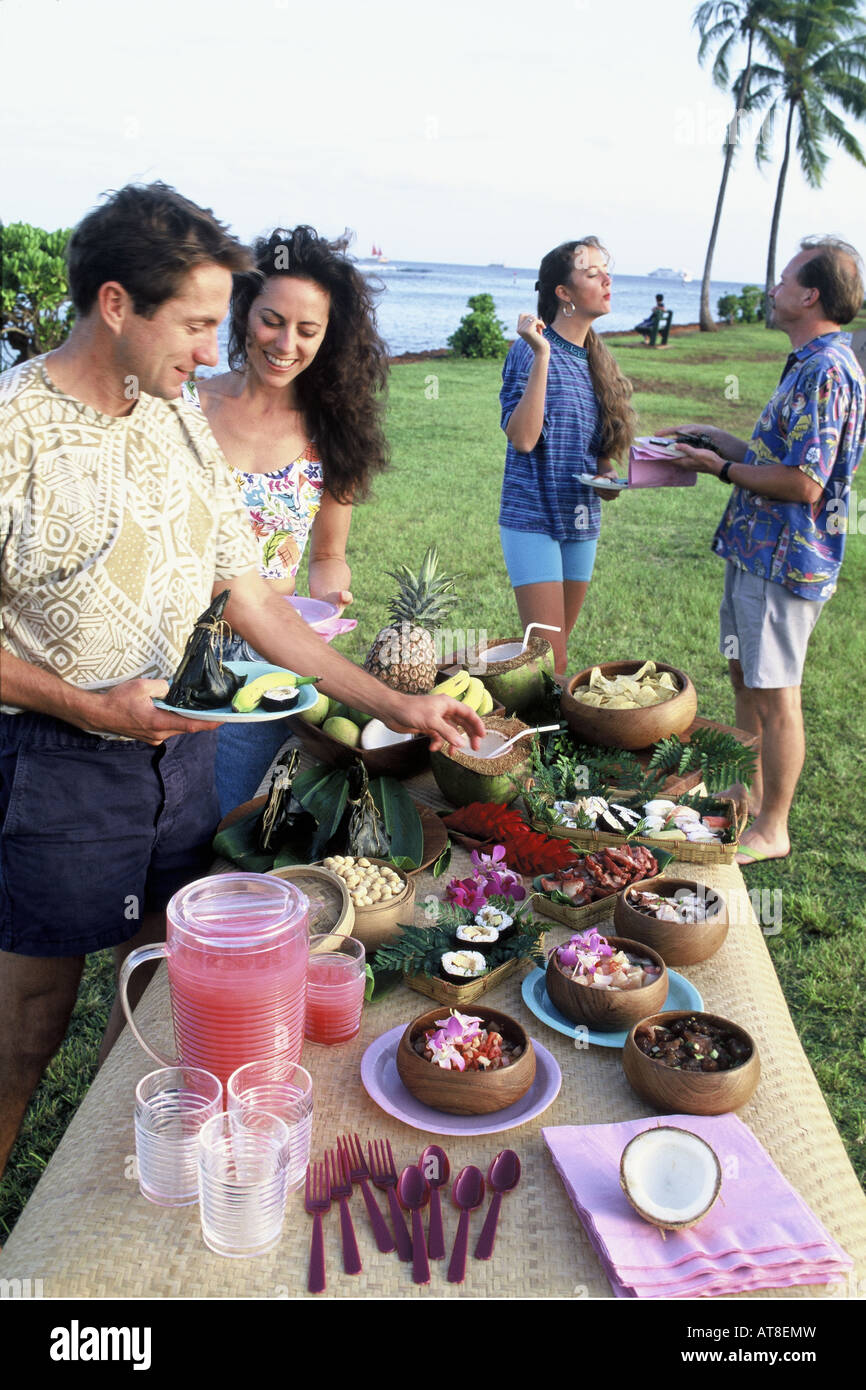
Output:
top-left (635, 293), bottom-right (666, 342)
top-left (187, 226), bottom-right (390, 815)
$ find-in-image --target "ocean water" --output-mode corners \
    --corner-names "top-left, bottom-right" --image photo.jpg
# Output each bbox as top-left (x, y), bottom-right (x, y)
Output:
top-left (212, 260), bottom-right (750, 365)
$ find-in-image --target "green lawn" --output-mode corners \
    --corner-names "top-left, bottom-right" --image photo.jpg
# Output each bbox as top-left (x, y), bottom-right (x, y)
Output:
top-left (2, 322), bottom-right (864, 1238)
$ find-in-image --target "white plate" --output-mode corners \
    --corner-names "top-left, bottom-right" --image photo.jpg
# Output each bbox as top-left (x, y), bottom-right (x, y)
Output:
top-left (573, 472), bottom-right (629, 491)
top-left (152, 660), bottom-right (319, 723)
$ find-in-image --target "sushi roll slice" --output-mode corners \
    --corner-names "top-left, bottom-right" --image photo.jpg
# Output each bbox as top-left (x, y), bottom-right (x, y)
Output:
top-left (258, 686), bottom-right (301, 713)
top-left (439, 950), bottom-right (487, 982)
top-left (474, 905), bottom-right (514, 943)
top-left (454, 921), bottom-right (500, 955)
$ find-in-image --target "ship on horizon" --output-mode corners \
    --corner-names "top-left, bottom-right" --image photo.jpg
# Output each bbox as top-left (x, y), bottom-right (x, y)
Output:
top-left (648, 266), bottom-right (693, 283)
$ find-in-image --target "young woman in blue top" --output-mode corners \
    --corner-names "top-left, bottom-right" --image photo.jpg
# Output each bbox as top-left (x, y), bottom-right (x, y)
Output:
top-left (499, 237), bottom-right (635, 676)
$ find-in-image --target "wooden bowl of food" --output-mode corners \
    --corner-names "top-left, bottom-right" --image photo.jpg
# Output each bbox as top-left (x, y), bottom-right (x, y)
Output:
top-left (560, 660), bottom-right (697, 751)
top-left (292, 716), bottom-right (430, 780)
top-left (614, 877), bottom-right (728, 967)
top-left (395, 1005), bottom-right (536, 1115)
top-left (623, 1010), bottom-right (760, 1115)
top-left (317, 856), bottom-right (415, 953)
top-left (546, 934), bottom-right (668, 1032)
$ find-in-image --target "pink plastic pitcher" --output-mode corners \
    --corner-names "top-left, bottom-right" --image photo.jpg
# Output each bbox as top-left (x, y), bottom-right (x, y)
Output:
top-left (119, 874), bottom-right (309, 1085)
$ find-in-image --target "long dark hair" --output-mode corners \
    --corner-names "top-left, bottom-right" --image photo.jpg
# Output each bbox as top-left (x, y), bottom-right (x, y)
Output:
top-left (536, 238), bottom-right (635, 462)
top-left (228, 227), bottom-right (389, 502)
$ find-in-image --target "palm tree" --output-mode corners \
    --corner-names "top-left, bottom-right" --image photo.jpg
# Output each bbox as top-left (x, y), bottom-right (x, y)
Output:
top-left (693, 1), bottom-right (788, 332)
top-left (749, 0), bottom-right (866, 323)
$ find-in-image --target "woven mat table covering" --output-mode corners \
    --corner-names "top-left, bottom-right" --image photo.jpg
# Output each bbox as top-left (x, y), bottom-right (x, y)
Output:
top-left (2, 761), bottom-right (864, 1299)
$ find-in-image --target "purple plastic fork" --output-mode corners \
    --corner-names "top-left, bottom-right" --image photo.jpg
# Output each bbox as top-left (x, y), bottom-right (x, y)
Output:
top-left (304, 1161), bottom-right (330, 1295)
top-left (367, 1138), bottom-right (412, 1261)
top-left (327, 1145), bottom-right (362, 1275)
top-left (339, 1133), bottom-right (395, 1254)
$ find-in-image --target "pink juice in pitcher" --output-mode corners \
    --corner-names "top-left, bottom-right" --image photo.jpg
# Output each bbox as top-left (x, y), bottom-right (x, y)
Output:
top-left (119, 875), bottom-right (310, 1085)
top-left (305, 950), bottom-right (365, 1045)
top-left (168, 932), bottom-right (308, 1084)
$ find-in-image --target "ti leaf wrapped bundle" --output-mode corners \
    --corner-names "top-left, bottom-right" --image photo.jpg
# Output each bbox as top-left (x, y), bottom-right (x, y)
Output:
top-left (345, 760), bottom-right (390, 860)
top-left (166, 590), bottom-right (247, 710)
top-left (258, 749), bottom-right (316, 854)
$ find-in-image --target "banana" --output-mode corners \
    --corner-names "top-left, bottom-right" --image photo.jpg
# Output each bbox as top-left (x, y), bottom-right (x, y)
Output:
top-left (461, 676), bottom-right (486, 711)
top-left (477, 685), bottom-right (494, 716)
top-left (433, 670), bottom-right (472, 700)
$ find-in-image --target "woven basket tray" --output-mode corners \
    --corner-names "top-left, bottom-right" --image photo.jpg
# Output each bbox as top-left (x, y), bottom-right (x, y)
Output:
top-left (407, 953), bottom-right (533, 1005)
top-left (528, 797), bottom-right (746, 866)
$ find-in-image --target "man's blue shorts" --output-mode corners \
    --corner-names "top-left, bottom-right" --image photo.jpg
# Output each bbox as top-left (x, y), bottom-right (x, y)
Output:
top-left (0, 712), bottom-right (219, 957)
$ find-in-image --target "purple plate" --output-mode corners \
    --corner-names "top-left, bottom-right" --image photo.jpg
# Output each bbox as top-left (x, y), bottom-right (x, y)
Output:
top-left (359, 1024), bottom-right (562, 1136)
top-left (286, 595), bottom-right (339, 627)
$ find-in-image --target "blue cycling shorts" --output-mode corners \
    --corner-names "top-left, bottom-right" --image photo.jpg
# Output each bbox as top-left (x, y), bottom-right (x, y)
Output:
top-left (499, 528), bottom-right (599, 586)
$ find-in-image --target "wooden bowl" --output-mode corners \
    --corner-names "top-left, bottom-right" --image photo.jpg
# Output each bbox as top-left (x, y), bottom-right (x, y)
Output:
top-left (292, 717), bottom-right (430, 780)
top-left (395, 1006), bottom-right (536, 1115)
top-left (613, 877), bottom-right (728, 966)
top-left (328, 858), bottom-right (416, 954)
top-left (560, 660), bottom-right (697, 751)
top-left (546, 935), bottom-right (668, 1032)
top-left (623, 1010), bottom-right (760, 1115)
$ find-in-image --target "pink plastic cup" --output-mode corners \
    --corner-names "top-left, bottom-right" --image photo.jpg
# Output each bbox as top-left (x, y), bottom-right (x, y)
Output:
top-left (304, 933), bottom-right (366, 1046)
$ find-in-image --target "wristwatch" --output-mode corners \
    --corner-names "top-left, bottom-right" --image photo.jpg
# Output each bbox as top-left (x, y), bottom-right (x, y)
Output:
top-left (719, 460), bottom-right (735, 483)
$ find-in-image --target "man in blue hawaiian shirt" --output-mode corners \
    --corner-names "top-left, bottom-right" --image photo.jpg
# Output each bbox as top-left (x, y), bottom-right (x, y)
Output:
top-left (665, 237), bottom-right (865, 866)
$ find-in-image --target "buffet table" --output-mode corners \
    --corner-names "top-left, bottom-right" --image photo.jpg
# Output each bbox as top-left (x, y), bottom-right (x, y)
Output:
top-left (2, 768), bottom-right (864, 1300)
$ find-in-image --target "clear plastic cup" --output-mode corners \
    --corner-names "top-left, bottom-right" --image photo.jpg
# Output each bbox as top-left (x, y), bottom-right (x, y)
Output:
top-left (197, 1109), bottom-right (291, 1258)
top-left (227, 1057), bottom-right (313, 1193)
top-left (305, 933), bottom-right (366, 1045)
top-left (134, 1066), bottom-right (223, 1207)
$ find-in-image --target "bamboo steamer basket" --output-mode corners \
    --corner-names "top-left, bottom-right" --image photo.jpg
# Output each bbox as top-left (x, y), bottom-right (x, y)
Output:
top-left (266, 864), bottom-right (354, 939)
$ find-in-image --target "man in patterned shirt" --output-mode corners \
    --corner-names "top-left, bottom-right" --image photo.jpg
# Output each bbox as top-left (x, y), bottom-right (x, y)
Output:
top-left (0, 183), bottom-right (483, 1179)
top-left (666, 237), bottom-right (865, 866)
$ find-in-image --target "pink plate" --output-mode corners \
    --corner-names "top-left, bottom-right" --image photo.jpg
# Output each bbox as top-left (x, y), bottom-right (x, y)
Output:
top-left (360, 1025), bottom-right (562, 1137)
top-left (287, 595), bottom-right (339, 626)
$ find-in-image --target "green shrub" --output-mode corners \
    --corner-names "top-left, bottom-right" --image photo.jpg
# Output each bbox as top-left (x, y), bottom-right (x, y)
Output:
top-left (717, 285), bottom-right (765, 326)
top-left (448, 293), bottom-right (508, 359)
top-left (738, 284), bottom-right (764, 323)
top-left (717, 293), bottom-right (740, 324)
top-left (1, 222), bottom-right (75, 368)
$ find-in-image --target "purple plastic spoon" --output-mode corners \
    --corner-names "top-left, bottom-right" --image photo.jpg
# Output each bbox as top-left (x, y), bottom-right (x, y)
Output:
top-left (447, 1165), bottom-right (485, 1285)
top-left (475, 1149), bottom-right (521, 1260)
top-left (398, 1165), bottom-right (431, 1285)
top-left (419, 1143), bottom-right (450, 1260)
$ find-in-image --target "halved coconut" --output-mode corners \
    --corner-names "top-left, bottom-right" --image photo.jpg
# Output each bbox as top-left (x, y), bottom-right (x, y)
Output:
top-left (475, 634), bottom-right (555, 717)
top-left (619, 1126), bottom-right (722, 1232)
top-left (360, 718), bottom-right (416, 749)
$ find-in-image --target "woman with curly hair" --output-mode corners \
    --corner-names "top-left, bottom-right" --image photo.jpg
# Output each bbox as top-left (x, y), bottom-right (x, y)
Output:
top-left (499, 237), bottom-right (635, 677)
top-left (190, 225), bottom-right (389, 813)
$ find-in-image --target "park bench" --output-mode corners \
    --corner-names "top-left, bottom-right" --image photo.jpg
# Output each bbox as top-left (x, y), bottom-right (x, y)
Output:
top-left (645, 308), bottom-right (673, 347)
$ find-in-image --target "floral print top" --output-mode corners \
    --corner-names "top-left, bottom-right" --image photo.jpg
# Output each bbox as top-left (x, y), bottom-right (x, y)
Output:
top-left (712, 333), bottom-right (865, 601)
top-left (182, 382), bottom-right (324, 580)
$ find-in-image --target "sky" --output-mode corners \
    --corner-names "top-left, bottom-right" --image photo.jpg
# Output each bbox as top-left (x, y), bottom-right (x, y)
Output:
top-left (2, 0), bottom-right (865, 281)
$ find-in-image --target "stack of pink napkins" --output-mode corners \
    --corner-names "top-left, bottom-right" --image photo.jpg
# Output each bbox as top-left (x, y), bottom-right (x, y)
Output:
top-left (543, 1115), bottom-right (852, 1298)
top-left (628, 436), bottom-right (696, 488)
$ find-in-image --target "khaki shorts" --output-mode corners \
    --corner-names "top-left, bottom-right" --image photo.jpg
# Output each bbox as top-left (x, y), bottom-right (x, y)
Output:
top-left (718, 563), bottom-right (824, 688)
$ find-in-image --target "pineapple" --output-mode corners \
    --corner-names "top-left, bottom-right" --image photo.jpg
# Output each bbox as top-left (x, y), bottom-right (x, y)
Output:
top-left (364, 547), bottom-right (459, 694)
